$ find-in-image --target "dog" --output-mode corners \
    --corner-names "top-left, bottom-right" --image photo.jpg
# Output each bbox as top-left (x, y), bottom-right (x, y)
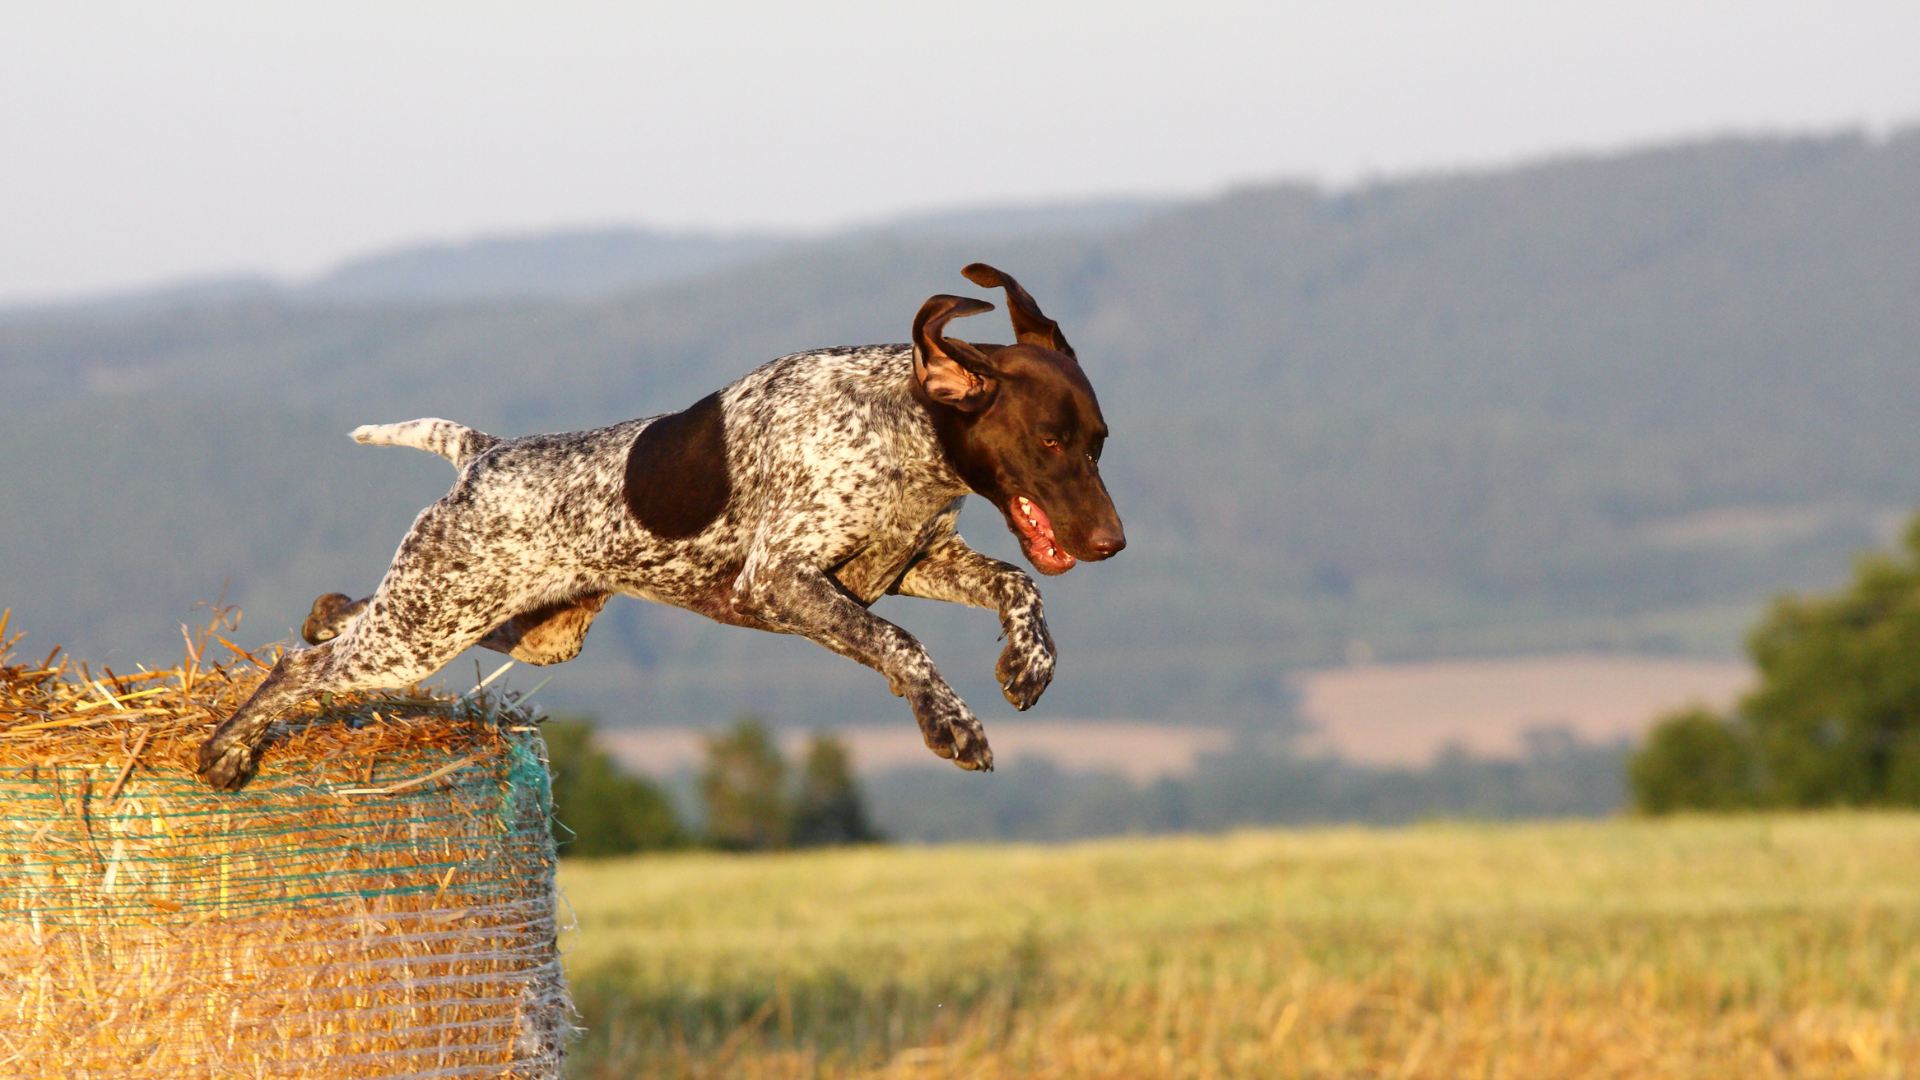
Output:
top-left (196, 264), bottom-right (1125, 790)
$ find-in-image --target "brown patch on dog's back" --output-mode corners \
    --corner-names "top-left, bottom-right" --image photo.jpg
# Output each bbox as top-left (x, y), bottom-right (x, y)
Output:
top-left (623, 391), bottom-right (732, 538)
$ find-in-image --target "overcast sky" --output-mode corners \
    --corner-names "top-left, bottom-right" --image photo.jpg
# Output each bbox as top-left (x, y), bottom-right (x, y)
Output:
top-left (3, 1), bottom-right (1917, 304)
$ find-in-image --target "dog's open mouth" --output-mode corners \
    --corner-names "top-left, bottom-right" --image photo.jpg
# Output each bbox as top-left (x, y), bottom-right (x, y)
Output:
top-left (1010, 495), bottom-right (1077, 575)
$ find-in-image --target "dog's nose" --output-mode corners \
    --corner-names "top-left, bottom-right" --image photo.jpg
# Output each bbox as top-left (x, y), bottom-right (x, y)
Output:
top-left (1086, 527), bottom-right (1126, 559)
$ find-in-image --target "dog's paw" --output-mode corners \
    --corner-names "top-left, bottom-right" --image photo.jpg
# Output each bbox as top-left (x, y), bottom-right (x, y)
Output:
top-left (910, 686), bottom-right (994, 772)
top-left (301, 592), bottom-right (364, 646)
top-left (996, 621), bottom-right (1056, 711)
top-left (196, 738), bottom-right (257, 791)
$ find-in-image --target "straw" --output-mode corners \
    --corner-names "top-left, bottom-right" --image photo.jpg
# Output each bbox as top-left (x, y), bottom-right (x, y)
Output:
top-left (0, 610), bottom-right (572, 1079)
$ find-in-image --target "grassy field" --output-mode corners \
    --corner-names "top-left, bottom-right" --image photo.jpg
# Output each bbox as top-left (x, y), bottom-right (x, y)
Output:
top-left (557, 814), bottom-right (1920, 1078)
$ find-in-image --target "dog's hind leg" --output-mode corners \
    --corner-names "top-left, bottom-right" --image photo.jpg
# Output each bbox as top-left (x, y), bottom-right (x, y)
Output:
top-left (197, 610), bottom-right (509, 789)
top-left (197, 504), bottom-right (533, 789)
top-left (195, 641), bottom-right (359, 790)
top-left (304, 589), bottom-right (609, 661)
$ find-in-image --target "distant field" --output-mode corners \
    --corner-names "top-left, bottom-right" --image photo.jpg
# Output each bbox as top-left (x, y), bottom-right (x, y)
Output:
top-left (1294, 653), bottom-right (1753, 765)
top-left (600, 653), bottom-right (1751, 779)
top-left (598, 721), bottom-right (1233, 782)
top-left (558, 813), bottom-right (1920, 1078)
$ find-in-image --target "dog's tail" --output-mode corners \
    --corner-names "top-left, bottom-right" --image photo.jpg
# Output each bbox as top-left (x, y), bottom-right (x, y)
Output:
top-left (350, 418), bottom-right (500, 468)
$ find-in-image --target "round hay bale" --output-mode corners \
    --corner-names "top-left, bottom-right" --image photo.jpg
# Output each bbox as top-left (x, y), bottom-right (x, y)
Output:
top-left (0, 622), bottom-right (571, 1078)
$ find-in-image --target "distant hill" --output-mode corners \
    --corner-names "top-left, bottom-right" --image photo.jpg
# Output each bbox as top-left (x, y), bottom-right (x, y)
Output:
top-left (304, 228), bottom-right (790, 303)
top-left (0, 198), bottom-right (1174, 318)
top-left (0, 230), bottom-right (779, 319)
top-left (845, 198), bottom-right (1172, 242)
top-left (302, 201), bottom-right (1170, 303)
top-left (2, 130), bottom-right (1916, 732)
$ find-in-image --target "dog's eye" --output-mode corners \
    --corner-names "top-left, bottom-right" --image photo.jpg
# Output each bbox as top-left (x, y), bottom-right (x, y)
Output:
top-left (1040, 437), bottom-right (1060, 451)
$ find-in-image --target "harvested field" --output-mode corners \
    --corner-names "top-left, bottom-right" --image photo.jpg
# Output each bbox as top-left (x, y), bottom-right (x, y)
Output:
top-left (1295, 653), bottom-right (1753, 765)
top-left (560, 813), bottom-right (1920, 1079)
top-left (599, 721), bottom-right (1233, 783)
top-left (600, 653), bottom-right (1747, 780)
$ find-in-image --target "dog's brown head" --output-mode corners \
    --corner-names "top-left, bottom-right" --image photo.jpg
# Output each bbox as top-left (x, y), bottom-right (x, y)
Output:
top-left (911, 263), bottom-right (1125, 575)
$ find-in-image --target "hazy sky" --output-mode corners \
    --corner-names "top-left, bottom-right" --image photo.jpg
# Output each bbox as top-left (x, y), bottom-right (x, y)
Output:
top-left (3, 1), bottom-right (1917, 303)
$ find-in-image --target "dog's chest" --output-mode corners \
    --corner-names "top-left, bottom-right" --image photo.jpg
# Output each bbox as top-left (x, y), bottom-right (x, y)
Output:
top-left (823, 490), bottom-right (966, 604)
top-left (723, 347), bottom-right (966, 599)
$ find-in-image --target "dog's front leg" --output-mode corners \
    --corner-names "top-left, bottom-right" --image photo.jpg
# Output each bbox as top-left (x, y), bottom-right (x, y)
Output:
top-left (892, 536), bottom-right (1056, 711)
top-left (732, 557), bottom-right (993, 771)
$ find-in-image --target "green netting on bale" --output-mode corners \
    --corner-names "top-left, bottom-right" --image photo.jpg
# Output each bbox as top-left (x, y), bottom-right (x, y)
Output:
top-left (0, 735), bottom-right (551, 920)
top-left (0, 641), bottom-right (574, 1080)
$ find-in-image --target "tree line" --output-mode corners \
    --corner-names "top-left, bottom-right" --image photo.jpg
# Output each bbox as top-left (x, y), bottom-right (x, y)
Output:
top-left (543, 715), bottom-right (880, 857)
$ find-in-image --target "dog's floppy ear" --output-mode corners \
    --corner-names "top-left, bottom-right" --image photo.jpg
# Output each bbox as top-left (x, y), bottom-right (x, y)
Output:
top-left (912, 294), bottom-right (999, 411)
top-left (961, 263), bottom-right (1075, 360)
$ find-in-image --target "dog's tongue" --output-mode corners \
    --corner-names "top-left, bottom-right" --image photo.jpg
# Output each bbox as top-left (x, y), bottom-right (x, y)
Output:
top-left (1013, 496), bottom-right (1076, 573)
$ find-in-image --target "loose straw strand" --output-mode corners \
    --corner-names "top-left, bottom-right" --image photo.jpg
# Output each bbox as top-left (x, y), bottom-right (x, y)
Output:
top-left (102, 726), bottom-right (151, 809)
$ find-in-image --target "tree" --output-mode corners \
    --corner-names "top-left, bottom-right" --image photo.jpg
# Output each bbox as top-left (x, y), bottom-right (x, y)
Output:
top-left (699, 716), bottom-right (790, 850)
top-left (543, 717), bottom-right (686, 856)
top-left (1628, 706), bottom-right (1757, 813)
top-left (1632, 512), bottom-right (1920, 812)
top-left (791, 732), bottom-right (882, 847)
top-left (1739, 520), bottom-right (1920, 806)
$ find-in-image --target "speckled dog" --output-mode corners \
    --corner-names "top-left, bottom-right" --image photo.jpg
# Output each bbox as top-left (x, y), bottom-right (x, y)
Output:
top-left (196, 264), bottom-right (1126, 790)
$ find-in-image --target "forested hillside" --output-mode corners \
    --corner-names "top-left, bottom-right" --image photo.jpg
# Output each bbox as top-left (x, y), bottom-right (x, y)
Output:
top-left (3, 131), bottom-right (1916, 730)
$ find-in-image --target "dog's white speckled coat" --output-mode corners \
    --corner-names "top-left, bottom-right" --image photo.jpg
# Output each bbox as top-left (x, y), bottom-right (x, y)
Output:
top-left (197, 266), bottom-right (1121, 791)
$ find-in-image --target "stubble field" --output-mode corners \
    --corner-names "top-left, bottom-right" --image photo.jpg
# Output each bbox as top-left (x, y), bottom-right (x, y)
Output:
top-left (557, 814), bottom-right (1920, 1078)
